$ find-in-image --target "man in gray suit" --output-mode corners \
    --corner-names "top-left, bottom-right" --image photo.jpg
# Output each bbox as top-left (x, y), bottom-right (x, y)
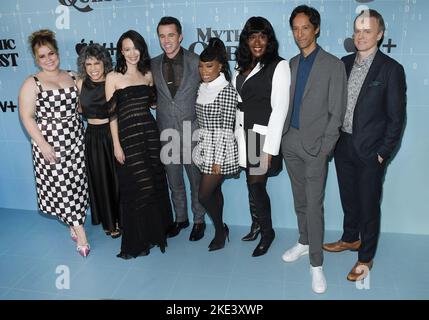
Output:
top-left (151, 16), bottom-right (206, 241)
top-left (280, 5), bottom-right (347, 294)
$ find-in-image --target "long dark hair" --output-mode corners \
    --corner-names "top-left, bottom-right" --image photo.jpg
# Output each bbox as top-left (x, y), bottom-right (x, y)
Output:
top-left (115, 30), bottom-right (150, 75)
top-left (235, 16), bottom-right (279, 72)
top-left (199, 37), bottom-right (231, 81)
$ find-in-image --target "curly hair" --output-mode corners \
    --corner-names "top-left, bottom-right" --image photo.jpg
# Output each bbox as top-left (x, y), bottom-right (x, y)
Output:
top-left (28, 29), bottom-right (58, 57)
top-left (77, 43), bottom-right (113, 80)
top-left (199, 37), bottom-right (231, 81)
top-left (235, 17), bottom-right (279, 72)
top-left (115, 30), bottom-right (150, 75)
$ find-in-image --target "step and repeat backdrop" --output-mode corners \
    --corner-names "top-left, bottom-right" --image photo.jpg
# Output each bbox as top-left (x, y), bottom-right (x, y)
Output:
top-left (1, 0), bottom-right (428, 234)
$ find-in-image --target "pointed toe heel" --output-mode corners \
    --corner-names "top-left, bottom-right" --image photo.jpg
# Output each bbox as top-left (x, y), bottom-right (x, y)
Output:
top-left (208, 224), bottom-right (229, 252)
top-left (241, 224), bottom-right (260, 241)
top-left (77, 244), bottom-right (90, 257)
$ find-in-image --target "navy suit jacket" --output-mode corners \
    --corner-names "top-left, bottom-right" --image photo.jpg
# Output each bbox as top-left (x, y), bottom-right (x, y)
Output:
top-left (342, 50), bottom-right (406, 161)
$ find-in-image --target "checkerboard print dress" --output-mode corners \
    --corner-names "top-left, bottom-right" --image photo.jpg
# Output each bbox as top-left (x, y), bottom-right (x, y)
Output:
top-left (194, 83), bottom-right (239, 175)
top-left (32, 72), bottom-right (88, 226)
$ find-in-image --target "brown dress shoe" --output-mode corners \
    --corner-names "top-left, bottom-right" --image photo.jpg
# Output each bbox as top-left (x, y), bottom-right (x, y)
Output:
top-left (322, 240), bottom-right (361, 252)
top-left (347, 260), bottom-right (373, 281)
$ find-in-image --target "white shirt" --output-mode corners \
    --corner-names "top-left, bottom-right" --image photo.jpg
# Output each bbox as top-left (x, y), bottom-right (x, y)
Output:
top-left (197, 73), bottom-right (229, 105)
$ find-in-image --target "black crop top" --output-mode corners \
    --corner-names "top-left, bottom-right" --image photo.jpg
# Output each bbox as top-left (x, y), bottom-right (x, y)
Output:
top-left (80, 78), bottom-right (109, 119)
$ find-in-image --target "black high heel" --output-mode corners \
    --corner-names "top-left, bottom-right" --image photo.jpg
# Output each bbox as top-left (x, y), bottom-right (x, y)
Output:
top-left (208, 224), bottom-right (229, 252)
top-left (105, 228), bottom-right (122, 239)
top-left (241, 222), bottom-right (260, 241)
top-left (242, 189), bottom-right (260, 241)
top-left (110, 229), bottom-right (122, 239)
top-left (225, 224), bottom-right (230, 242)
top-left (252, 229), bottom-right (275, 257)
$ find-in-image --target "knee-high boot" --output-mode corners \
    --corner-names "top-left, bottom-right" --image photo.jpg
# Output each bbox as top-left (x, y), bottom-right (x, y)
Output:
top-left (241, 189), bottom-right (261, 241)
top-left (247, 182), bottom-right (275, 257)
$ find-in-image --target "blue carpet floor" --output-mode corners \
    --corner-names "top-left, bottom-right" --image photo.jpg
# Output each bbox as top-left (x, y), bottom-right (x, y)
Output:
top-left (0, 208), bottom-right (428, 300)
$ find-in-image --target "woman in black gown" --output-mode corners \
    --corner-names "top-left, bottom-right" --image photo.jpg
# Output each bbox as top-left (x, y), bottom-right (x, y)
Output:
top-left (105, 30), bottom-right (173, 259)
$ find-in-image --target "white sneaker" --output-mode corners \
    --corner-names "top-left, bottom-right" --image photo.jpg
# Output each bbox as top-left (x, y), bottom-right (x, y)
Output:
top-left (281, 243), bottom-right (309, 262)
top-left (310, 266), bottom-right (327, 294)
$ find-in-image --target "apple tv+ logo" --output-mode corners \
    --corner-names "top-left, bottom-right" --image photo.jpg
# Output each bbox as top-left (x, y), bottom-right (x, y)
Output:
top-left (75, 39), bottom-right (117, 56)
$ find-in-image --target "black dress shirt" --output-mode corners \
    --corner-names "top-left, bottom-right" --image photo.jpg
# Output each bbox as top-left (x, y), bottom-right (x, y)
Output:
top-left (162, 48), bottom-right (184, 98)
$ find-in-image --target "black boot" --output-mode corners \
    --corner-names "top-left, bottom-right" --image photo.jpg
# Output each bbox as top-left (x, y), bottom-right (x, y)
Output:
top-left (248, 182), bottom-right (275, 257)
top-left (241, 190), bottom-right (261, 241)
top-left (252, 229), bottom-right (275, 257)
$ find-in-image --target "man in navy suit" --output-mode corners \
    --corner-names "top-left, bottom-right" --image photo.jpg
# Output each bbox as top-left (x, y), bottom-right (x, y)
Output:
top-left (323, 9), bottom-right (406, 282)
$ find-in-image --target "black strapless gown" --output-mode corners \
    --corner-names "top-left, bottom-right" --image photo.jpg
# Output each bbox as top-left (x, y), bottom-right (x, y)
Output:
top-left (109, 85), bottom-right (173, 258)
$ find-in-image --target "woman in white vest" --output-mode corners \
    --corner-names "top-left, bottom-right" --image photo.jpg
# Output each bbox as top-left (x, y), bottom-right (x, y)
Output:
top-left (232, 17), bottom-right (291, 257)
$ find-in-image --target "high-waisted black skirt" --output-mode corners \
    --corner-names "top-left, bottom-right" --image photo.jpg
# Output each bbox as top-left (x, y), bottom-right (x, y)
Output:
top-left (84, 123), bottom-right (121, 231)
top-left (244, 129), bottom-right (282, 177)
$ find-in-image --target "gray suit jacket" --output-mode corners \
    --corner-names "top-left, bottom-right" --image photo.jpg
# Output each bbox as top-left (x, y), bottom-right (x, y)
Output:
top-left (151, 48), bottom-right (200, 137)
top-left (283, 47), bottom-right (347, 156)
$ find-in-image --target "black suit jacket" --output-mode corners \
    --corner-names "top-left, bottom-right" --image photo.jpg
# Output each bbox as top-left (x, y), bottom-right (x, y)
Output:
top-left (342, 50), bottom-right (406, 161)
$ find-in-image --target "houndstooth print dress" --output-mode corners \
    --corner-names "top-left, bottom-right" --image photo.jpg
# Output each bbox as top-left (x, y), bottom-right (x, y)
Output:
top-left (194, 81), bottom-right (239, 175)
top-left (32, 71), bottom-right (88, 226)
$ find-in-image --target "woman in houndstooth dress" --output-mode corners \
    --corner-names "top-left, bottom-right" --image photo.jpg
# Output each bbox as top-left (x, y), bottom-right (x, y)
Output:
top-left (193, 38), bottom-right (239, 252)
top-left (18, 30), bottom-right (90, 257)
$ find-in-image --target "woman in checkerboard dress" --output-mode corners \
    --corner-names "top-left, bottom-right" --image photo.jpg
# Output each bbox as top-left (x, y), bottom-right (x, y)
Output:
top-left (193, 38), bottom-right (239, 252)
top-left (18, 30), bottom-right (90, 257)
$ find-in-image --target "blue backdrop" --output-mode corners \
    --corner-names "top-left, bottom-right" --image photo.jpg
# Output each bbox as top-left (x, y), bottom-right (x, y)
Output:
top-left (1, 0), bottom-right (428, 235)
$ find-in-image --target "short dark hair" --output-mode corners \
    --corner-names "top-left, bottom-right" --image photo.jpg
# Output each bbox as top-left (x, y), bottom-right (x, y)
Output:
top-left (200, 37), bottom-right (231, 81)
top-left (157, 16), bottom-right (182, 35)
top-left (77, 43), bottom-right (113, 80)
top-left (289, 5), bottom-right (321, 32)
top-left (115, 30), bottom-right (150, 75)
top-left (235, 16), bottom-right (279, 72)
top-left (354, 9), bottom-right (385, 33)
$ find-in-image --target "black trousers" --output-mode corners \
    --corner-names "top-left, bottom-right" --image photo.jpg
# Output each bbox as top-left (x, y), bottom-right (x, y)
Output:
top-left (334, 132), bottom-right (387, 263)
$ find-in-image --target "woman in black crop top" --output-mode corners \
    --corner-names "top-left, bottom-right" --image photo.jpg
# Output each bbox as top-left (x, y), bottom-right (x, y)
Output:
top-left (77, 44), bottom-right (122, 239)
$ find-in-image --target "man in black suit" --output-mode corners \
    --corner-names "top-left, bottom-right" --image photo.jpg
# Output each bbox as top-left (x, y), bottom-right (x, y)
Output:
top-left (323, 9), bottom-right (406, 281)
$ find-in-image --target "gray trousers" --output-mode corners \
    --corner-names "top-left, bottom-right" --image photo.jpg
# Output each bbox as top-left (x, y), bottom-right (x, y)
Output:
top-left (282, 128), bottom-right (328, 267)
top-left (165, 163), bottom-right (206, 224)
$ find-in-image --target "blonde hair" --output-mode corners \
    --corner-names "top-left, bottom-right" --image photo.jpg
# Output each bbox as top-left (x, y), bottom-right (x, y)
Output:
top-left (28, 29), bottom-right (58, 57)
